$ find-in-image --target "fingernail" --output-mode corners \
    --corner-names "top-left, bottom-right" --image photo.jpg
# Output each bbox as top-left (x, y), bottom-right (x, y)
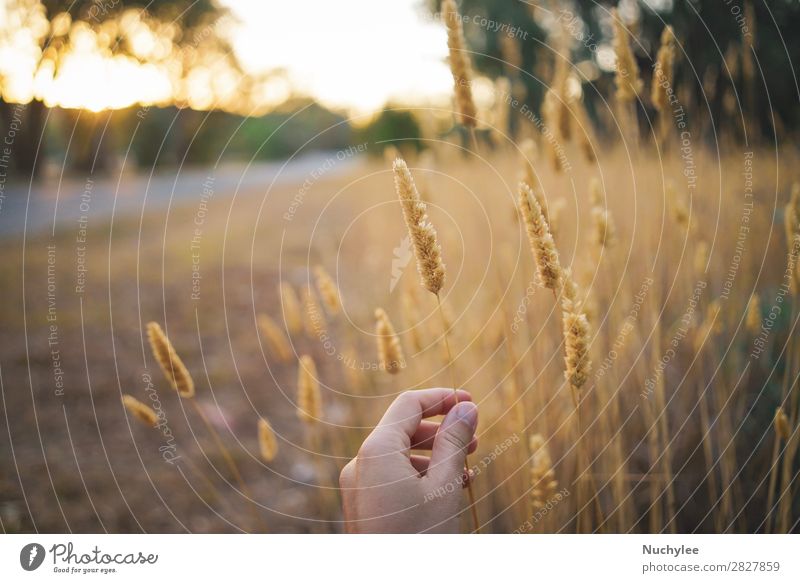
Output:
top-left (452, 401), bottom-right (478, 432)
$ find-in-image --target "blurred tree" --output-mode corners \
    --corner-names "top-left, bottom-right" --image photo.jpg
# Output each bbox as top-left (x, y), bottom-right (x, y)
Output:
top-left (357, 109), bottom-right (423, 156)
top-left (0, 0), bottom-right (246, 175)
top-left (429, 0), bottom-right (800, 143)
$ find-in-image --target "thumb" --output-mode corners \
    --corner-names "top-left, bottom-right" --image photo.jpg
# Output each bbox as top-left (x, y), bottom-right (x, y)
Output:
top-left (427, 401), bottom-right (478, 486)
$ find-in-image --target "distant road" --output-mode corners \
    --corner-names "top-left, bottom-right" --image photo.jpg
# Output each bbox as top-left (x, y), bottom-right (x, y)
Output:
top-left (0, 151), bottom-right (359, 238)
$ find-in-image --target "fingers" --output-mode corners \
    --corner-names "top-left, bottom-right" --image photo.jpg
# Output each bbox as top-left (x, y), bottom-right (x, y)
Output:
top-left (410, 454), bottom-right (430, 476)
top-left (426, 401), bottom-right (479, 487)
top-left (372, 388), bottom-right (472, 449)
top-left (410, 420), bottom-right (477, 454)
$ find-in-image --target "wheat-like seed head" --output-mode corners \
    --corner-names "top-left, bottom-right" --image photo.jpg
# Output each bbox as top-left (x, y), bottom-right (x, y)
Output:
top-left (611, 9), bottom-right (643, 103)
top-left (785, 183), bottom-right (800, 252)
top-left (560, 273), bottom-right (591, 393)
top-left (518, 142), bottom-right (554, 230)
top-left (301, 285), bottom-right (327, 337)
top-left (375, 308), bottom-right (405, 374)
top-left (258, 417), bottom-right (278, 462)
top-left (774, 407), bottom-right (791, 441)
top-left (541, 89), bottom-right (565, 173)
top-left (314, 265), bottom-right (341, 315)
top-left (297, 355), bottom-right (321, 423)
top-left (571, 92), bottom-right (597, 163)
top-left (146, 322), bottom-right (195, 398)
top-left (666, 182), bottom-right (689, 227)
top-left (553, 57), bottom-right (572, 142)
top-left (529, 434), bottom-right (558, 511)
top-left (279, 282), bottom-right (304, 335)
top-left (122, 394), bottom-right (158, 427)
top-left (746, 294), bottom-right (761, 333)
top-left (519, 138), bottom-right (539, 183)
top-left (651, 26), bottom-right (676, 112)
top-left (694, 240), bottom-right (709, 275)
top-left (257, 313), bottom-right (292, 362)
top-left (519, 182), bottom-right (562, 289)
top-left (393, 158), bottom-right (446, 295)
top-left (790, 233), bottom-right (800, 296)
top-left (442, 0), bottom-right (477, 127)
top-left (694, 300), bottom-right (722, 351)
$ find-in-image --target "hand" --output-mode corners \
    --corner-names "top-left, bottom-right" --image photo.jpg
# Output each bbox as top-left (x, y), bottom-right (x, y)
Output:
top-left (339, 388), bottom-right (478, 533)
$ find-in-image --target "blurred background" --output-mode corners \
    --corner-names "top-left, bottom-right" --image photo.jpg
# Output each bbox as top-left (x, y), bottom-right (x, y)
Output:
top-left (1, 0), bottom-right (800, 534)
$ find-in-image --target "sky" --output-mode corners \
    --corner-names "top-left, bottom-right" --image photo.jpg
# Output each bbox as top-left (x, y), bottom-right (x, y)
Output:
top-left (218, 0), bottom-right (454, 115)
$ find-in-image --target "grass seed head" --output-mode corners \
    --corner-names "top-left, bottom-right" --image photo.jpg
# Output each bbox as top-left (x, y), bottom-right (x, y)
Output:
top-left (122, 394), bottom-right (158, 427)
top-left (314, 265), bottom-right (341, 315)
top-left (375, 308), bottom-right (405, 374)
top-left (146, 322), bottom-right (195, 398)
top-left (258, 418), bottom-right (279, 462)
top-left (774, 407), bottom-right (790, 441)
top-left (393, 158), bottom-right (446, 295)
top-left (297, 355), bottom-right (322, 423)
top-left (258, 313), bottom-right (292, 362)
top-left (519, 182), bottom-right (562, 289)
top-left (442, 0), bottom-right (477, 127)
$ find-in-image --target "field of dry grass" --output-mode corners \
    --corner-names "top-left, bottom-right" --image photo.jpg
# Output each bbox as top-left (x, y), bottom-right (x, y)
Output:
top-left (1, 134), bottom-right (798, 533)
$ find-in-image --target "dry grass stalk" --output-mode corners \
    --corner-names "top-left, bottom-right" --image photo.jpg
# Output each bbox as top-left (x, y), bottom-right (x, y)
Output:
top-left (297, 355), bottom-right (322, 423)
top-left (258, 313), bottom-right (292, 362)
top-left (258, 418), bottom-right (278, 462)
top-left (589, 178), bottom-right (616, 249)
top-left (784, 183), bottom-right (800, 246)
top-left (393, 158), bottom-right (446, 295)
top-left (541, 89), bottom-right (565, 172)
top-left (746, 294), bottom-right (761, 333)
top-left (529, 434), bottom-right (559, 515)
top-left (553, 56), bottom-right (572, 142)
top-left (279, 282), bottom-right (304, 335)
top-left (694, 240), bottom-right (709, 276)
top-left (518, 182), bottom-right (562, 289)
top-left (442, 0), bottom-right (477, 127)
top-left (122, 394), bottom-right (158, 427)
top-left (393, 155), bottom-right (479, 533)
top-left (519, 139), bottom-right (541, 192)
top-left (651, 25), bottom-right (676, 143)
top-left (561, 273), bottom-right (591, 396)
top-left (775, 407), bottom-right (790, 441)
top-left (375, 308), bottom-right (404, 374)
top-left (302, 285), bottom-right (328, 337)
top-left (518, 140), bottom-right (552, 227)
top-left (611, 9), bottom-right (643, 103)
top-left (651, 27), bottom-right (676, 109)
top-left (571, 91), bottom-right (597, 163)
top-left (146, 322), bottom-right (195, 398)
top-left (314, 266), bottom-right (341, 315)
top-left (666, 182), bottom-right (689, 227)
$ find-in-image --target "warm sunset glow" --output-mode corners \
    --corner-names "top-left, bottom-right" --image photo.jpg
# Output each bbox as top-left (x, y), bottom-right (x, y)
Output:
top-left (0, 0), bottom-right (456, 115)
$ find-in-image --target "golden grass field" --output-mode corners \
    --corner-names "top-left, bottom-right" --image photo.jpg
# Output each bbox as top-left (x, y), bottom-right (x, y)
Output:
top-left (1, 1), bottom-right (799, 535)
top-left (1, 134), bottom-right (798, 533)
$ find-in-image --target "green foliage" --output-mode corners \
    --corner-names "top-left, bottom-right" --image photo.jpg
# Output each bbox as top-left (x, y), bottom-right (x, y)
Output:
top-left (356, 109), bottom-right (423, 155)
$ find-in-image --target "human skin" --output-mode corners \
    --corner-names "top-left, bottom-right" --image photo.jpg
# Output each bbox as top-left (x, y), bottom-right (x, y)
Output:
top-left (339, 388), bottom-right (479, 533)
